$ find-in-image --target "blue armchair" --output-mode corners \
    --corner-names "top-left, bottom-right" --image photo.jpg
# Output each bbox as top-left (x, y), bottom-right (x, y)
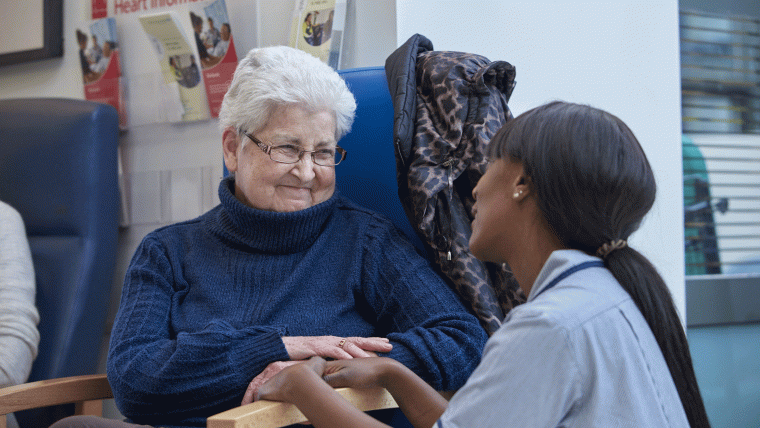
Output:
top-left (0, 99), bottom-right (120, 428)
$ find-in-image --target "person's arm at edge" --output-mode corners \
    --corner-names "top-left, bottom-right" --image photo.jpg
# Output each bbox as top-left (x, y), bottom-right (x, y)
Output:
top-left (369, 358), bottom-right (448, 428)
top-left (273, 364), bottom-right (389, 428)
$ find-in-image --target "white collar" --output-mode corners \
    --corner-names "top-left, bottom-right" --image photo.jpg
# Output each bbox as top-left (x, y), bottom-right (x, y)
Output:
top-left (528, 249), bottom-right (603, 301)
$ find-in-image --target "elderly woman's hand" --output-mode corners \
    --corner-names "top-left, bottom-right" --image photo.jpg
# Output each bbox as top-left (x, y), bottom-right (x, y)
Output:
top-left (282, 336), bottom-right (392, 360)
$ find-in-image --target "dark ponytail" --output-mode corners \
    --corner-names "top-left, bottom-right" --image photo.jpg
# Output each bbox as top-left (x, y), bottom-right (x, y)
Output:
top-left (491, 101), bottom-right (710, 427)
top-left (606, 247), bottom-right (709, 428)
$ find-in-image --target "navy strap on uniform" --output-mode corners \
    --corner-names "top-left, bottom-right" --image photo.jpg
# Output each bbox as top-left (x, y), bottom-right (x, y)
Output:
top-left (534, 260), bottom-right (605, 298)
top-left (436, 260), bottom-right (604, 428)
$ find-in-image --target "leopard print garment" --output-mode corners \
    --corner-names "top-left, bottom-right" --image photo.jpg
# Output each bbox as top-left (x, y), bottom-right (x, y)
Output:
top-left (399, 50), bottom-right (525, 335)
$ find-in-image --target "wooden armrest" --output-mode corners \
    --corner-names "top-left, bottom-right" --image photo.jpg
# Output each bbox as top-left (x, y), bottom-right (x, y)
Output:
top-left (207, 387), bottom-right (398, 428)
top-left (0, 374), bottom-right (113, 416)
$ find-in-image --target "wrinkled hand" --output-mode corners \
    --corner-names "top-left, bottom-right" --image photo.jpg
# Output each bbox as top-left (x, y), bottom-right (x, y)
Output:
top-left (242, 360), bottom-right (301, 405)
top-left (321, 357), bottom-right (399, 390)
top-left (282, 336), bottom-right (392, 360)
top-left (254, 357), bottom-right (328, 403)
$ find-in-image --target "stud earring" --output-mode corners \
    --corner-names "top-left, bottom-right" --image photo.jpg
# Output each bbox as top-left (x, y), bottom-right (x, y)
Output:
top-left (513, 190), bottom-right (523, 198)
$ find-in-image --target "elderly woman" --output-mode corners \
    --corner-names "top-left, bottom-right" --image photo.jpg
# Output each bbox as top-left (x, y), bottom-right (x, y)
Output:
top-left (51, 46), bottom-right (487, 428)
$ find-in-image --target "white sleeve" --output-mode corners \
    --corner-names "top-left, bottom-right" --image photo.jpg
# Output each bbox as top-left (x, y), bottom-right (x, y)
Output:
top-left (0, 202), bottom-right (40, 387)
top-left (436, 308), bottom-right (584, 428)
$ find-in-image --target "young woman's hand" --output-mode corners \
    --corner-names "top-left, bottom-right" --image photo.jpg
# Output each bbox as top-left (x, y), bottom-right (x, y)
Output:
top-left (321, 357), bottom-right (400, 390)
top-left (256, 357), bottom-right (395, 428)
top-left (254, 356), bottom-right (328, 403)
top-left (255, 356), bottom-right (446, 428)
top-left (323, 357), bottom-right (448, 428)
top-left (241, 360), bottom-right (299, 405)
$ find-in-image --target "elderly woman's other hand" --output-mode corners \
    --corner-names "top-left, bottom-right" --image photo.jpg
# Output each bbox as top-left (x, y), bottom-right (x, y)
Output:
top-left (253, 357), bottom-right (328, 403)
top-left (282, 336), bottom-right (392, 360)
top-left (242, 360), bottom-right (301, 405)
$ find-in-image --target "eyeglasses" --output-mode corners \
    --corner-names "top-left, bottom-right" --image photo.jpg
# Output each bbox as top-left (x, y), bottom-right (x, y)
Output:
top-left (243, 132), bottom-right (347, 167)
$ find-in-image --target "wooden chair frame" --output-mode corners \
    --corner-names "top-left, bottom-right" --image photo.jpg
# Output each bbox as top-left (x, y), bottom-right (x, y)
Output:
top-left (0, 374), bottom-right (398, 428)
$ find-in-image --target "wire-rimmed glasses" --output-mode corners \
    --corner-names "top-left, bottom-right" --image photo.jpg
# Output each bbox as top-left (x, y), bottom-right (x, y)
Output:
top-left (243, 131), bottom-right (347, 167)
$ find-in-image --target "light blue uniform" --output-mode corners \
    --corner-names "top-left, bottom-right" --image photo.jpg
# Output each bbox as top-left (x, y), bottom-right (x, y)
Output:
top-left (437, 249), bottom-right (690, 428)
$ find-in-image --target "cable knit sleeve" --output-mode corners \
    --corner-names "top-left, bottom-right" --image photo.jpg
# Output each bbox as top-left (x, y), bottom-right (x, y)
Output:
top-left (0, 201), bottom-right (40, 388)
top-left (360, 215), bottom-right (488, 391)
top-left (107, 234), bottom-right (289, 425)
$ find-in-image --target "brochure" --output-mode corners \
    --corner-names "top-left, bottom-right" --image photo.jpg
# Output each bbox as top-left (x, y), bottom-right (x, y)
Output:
top-left (92, 0), bottom-right (107, 19)
top-left (191, 0), bottom-right (238, 117)
top-left (289, 0), bottom-right (347, 69)
top-left (78, 17), bottom-right (127, 128)
top-left (139, 12), bottom-right (208, 122)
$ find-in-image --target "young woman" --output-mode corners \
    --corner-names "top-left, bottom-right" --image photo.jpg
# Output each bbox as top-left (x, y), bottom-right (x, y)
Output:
top-left (256, 101), bottom-right (711, 428)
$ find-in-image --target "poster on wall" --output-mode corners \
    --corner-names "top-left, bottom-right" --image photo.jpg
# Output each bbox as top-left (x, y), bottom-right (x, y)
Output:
top-left (76, 17), bottom-right (127, 128)
top-left (139, 12), bottom-right (208, 123)
top-left (289, 0), bottom-right (347, 69)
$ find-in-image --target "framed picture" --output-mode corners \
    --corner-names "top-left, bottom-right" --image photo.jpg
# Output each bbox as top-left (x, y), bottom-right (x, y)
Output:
top-left (0, 0), bottom-right (63, 67)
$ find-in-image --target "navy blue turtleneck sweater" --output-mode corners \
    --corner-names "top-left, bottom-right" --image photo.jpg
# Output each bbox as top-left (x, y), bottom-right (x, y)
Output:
top-left (107, 178), bottom-right (487, 427)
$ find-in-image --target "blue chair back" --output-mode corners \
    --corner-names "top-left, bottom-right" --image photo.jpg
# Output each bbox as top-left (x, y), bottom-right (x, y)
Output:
top-left (336, 67), bottom-right (424, 252)
top-left (0, 98), bottom-right (120, 427)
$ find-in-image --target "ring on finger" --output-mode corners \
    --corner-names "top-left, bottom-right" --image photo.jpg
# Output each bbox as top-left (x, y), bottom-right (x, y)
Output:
top-left (338, 339), bottom-right (347, 348)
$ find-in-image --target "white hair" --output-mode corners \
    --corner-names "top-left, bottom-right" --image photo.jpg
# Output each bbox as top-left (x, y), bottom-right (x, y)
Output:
top-left (218, 46), bottom-right (356, 140)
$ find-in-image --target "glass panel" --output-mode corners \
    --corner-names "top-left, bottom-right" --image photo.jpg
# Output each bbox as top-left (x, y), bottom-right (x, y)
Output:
top-left (681, 10), bottom-right (760, 134)
top-left (688, 323), bottom-right (760, 428)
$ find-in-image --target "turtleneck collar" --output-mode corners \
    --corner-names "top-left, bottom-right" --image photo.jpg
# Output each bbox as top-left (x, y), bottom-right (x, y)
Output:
top-left (208, 176), bottom-right (339, 254)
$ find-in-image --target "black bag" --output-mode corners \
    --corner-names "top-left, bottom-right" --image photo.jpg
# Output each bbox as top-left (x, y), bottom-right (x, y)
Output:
top-left (385, 34), bottom-right (525, 335)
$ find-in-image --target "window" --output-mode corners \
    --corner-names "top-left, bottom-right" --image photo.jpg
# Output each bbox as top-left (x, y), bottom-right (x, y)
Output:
top-left (681, 9), bottom-right (760, 275)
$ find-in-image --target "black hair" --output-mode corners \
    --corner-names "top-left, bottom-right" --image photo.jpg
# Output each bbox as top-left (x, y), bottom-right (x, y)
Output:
top-left (489, 101), bottom-right (710, 428)
top-left (190, 12), bottom-right (203, 27)
top-left (76, 29), bottom-right (88, 44)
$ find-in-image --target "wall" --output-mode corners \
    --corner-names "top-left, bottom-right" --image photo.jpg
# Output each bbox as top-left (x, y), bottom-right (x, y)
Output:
top-left (396, 0), bottom-right (686, 318)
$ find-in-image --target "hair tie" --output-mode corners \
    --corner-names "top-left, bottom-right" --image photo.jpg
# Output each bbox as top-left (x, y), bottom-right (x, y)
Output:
top-left (596, 239), bottom-right (627, 258)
